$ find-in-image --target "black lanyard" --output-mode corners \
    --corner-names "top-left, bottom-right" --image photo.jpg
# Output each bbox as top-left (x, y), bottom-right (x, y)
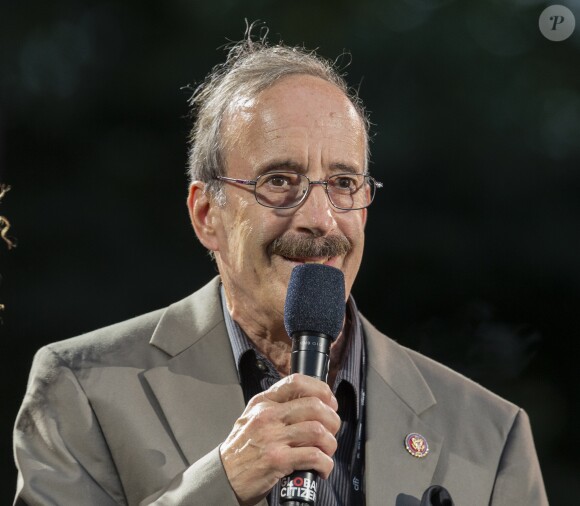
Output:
top-left (349, 338), bottom-right (366, 506)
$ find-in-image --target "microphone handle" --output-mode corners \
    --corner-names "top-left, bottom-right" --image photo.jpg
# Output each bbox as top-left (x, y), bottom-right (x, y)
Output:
top-left (279, 333), bottom-right (331, 506)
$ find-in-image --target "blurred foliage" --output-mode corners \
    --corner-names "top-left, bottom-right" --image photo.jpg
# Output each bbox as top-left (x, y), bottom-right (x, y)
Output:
top-left (1, 0), bottom-right (579, 504)
top-left (0, 184), bottom-right (16, 317)
top-left (0, 185), bottom-right (16, 250)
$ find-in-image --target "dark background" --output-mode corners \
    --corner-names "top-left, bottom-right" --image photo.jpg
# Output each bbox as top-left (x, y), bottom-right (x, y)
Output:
top-left (1, 1), bottom-right (579, 504)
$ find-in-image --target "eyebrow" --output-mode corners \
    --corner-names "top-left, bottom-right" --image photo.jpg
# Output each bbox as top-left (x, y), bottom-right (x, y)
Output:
top-left (329, 162), bottom-right (359, 174)
top-left (256, 160), bottom-right (361, 175)
top-left (257, 160), bottom-right (304, 174)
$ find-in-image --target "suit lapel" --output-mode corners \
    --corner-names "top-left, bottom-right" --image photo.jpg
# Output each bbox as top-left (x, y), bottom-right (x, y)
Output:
top-left (363, 317), bottom-right (444, 505)
top-left (142, 277), bottom-right (246, 465)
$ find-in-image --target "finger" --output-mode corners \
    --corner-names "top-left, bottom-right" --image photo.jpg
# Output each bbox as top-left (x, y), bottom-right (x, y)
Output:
top-left (284, 420), bottom-right (338, 457)
top-left (258, 374), bottom-right (338, 410)
top-left (281, 446), bottom-right (335, 480)
top-left (280, 396), bottom-right (341, 435)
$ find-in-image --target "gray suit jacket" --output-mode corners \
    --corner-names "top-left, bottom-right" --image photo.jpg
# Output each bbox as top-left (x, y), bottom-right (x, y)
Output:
top-left (14, 277), bottom-right (548, 505)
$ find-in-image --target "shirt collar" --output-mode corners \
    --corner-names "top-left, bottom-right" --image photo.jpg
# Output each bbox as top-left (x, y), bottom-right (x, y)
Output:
top-left (220, 284), bottom-right (364, 417)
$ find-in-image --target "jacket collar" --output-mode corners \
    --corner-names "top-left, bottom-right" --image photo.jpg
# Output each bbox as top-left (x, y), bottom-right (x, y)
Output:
top-left (143, 277), bottom-right (245, 465)
top-left (149, 276), bottom-right (226, 359)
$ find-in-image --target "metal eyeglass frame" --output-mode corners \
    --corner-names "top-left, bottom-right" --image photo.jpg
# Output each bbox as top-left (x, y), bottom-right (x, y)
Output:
top-left (214, 172), bottom-right (383, 210)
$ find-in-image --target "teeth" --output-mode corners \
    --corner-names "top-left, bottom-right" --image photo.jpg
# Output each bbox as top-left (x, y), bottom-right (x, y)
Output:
top-left (304, 258), bottom-right (328, 264)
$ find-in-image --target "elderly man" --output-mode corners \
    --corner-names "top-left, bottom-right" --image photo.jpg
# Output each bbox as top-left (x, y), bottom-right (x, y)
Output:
top-left (14, 34), bottom-right (547, 506)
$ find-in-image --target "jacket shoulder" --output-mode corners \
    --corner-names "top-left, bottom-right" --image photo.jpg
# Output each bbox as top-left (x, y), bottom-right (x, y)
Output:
top-left (34, 276), bottom-right (222, 371)
top-left (405, 345), bottom-right (519, 418)
top-left (36, 307), bottom-right (167, 371)
top-left (362, 314), bottom-right (519, 421)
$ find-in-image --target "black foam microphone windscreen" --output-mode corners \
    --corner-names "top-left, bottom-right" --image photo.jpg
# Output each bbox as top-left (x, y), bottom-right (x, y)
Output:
top-left (284, 263), bottom-right (345, 341)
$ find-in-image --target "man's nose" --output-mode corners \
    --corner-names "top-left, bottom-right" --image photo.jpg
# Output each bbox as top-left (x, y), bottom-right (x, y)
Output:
top-left (294, 182), bottom-right (337, 234)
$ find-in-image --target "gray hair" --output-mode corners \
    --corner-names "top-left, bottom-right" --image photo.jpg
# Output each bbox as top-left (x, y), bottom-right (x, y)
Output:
top-left (187, 24), bottom-right (371, 202)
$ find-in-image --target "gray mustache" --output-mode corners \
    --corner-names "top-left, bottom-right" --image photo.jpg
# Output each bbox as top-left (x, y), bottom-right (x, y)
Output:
top-left (270, 234), bottom-right (351, 259)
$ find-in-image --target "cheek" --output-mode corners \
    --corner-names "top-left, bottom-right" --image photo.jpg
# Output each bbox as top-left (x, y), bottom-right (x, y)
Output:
top-left (340, 213), bottom-right (366, 245)
top-left (217, 202), bottom-right (256, 272)
top-left (228, 218), bottom-right (255, 272)
top-left (341, 216), bottom-right (366, 287)
top-left (221, 203), bottom-right (287, 272)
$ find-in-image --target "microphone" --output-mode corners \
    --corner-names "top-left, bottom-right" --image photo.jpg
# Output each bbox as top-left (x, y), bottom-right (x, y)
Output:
top-left (279, 263), bottom-right (345, 506)
top-left (420, 485), bottom-right (454, 506)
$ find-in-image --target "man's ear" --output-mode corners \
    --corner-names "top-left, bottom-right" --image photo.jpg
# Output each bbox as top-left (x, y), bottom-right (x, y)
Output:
top-left (187, 182), bottom-right (220, 252)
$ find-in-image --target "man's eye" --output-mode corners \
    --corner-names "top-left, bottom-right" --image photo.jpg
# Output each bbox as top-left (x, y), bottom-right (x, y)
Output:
top-left (268, 176), bottom-right (290, 187)
top-left (261, 173), bottom-right (300, 190)
top-left (334, 176), bottom-right (357, 191)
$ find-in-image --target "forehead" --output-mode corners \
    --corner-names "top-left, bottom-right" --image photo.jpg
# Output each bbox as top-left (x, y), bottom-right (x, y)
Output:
top-left (222, 75), bottom-right (366, 173)
top-left (255, 74), bottom-right (360, 122)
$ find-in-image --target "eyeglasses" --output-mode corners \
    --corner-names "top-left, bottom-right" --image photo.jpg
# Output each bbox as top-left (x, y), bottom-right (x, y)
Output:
top-left (215, 171), bottom-right (383, 210)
